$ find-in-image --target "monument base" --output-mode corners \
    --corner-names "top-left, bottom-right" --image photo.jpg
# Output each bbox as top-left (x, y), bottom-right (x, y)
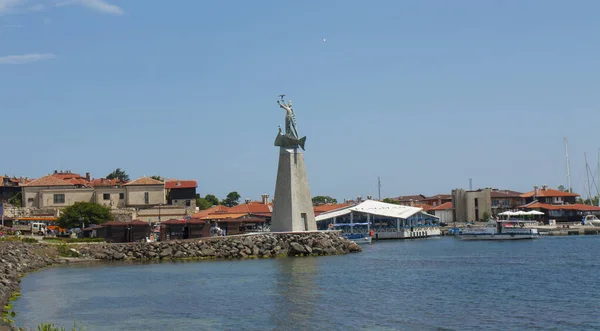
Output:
top-left (271, 147), bottom-right (317, 232)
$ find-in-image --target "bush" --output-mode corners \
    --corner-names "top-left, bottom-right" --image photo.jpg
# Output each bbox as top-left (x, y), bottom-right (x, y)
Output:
top-left (21, 237), bottom-right (38, 244)
top-left (57, 244), bottom-right (79, 257)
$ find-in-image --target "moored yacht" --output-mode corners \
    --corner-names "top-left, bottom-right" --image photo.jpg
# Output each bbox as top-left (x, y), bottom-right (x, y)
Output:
top-left (458, 219), bottom-right (539, 240)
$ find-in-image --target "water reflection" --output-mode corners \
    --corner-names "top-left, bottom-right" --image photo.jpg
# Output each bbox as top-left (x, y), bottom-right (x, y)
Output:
top-left (271, 257), bottom-right (319, 329)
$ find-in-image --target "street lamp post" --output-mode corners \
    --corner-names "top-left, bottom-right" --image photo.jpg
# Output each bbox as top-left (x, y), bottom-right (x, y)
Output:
top-left (158, 204), bottom-right (162, 223)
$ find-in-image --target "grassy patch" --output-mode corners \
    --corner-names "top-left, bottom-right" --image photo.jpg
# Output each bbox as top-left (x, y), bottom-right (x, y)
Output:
top-left (57, 244), bottom-right (79, 258)
top-left (36, 321), bottom-right (86, 331)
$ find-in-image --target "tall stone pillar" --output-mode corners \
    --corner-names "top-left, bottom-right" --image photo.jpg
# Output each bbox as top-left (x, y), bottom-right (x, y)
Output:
top-left (271, 147), bottom-right (316, 232)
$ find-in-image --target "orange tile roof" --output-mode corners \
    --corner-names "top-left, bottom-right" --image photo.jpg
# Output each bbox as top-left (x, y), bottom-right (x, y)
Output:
top-left (67, 178), bottom-right (90, 186)
top-left (430, 202), bottom-right (453, 211)
top-left (521, 188), bottom-right (579, 198)
top-left (124, 177), bottom-right (164, 186)
top-left (522, 202), bottom-right (600, 211)
top-left (52, 172), bottom-right (83, 180)
top-left (165, 180), bottom-right (197, 189)
top-left (25, 175), bottom-right (74, 187)
top-left (413, 203), bottom-right (435, 211)
top-left (197, 212), bottom-right (249, 220)
top-left (313, 203), bottom-right (351, 216)
top-left (191, 205), bottom-right (230, 219)
top-left (228, 202), bottom-right (272, 214)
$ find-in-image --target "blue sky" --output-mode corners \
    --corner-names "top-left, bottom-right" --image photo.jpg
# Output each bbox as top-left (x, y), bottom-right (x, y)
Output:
top-left (1, 0), bottom-right (600, 202)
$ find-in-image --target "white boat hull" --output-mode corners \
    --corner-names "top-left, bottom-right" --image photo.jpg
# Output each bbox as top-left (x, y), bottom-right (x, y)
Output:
top-left (351, 236), bottom-right (372, 245)
top-left (459, 233), bottom-right (539, 240)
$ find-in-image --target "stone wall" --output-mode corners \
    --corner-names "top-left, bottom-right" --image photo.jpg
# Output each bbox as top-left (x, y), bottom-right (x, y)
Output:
top-left (0, 242), bottom-right (58, 317)
top-left (75, 232), bottom-right (361, 261)
top-left (1, 206), bottom-right (58, 218)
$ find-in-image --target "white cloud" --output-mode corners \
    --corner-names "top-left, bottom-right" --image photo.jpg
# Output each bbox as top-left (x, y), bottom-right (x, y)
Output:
top-left (0, 0), bottom-right (27, 14)
top-left (0, 53), bottom-right (56, 64)
top-left (55, 0), bottom-right (124, 15)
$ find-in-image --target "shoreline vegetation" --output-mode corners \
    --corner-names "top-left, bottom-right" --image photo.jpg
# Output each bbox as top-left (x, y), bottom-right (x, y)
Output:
top-left (0, 232), bottom-right (360, 330)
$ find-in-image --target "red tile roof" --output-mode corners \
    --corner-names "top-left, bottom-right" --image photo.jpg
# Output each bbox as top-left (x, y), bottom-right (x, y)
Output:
top-left (423, 194), bottom-right (452, 200)
top-left (413, 203), bottom-right (435, 211)
top-left (52, 172), bottom-right (83, 180)
top-left (124, 177), bottom-right (164, 186)
top-left (313, 203), bottom-right (351, 216)
top-left (191, 205), bottom-right (231, 219)
top-left (522, 202), bottom-right (600, 211)
top-left (392, 194), bottom-right (427, 202)
top-left (228, 202), bottom-right (272, 214)
top-left (430, 202), bottom-right (453, 211)
top-left (25, 175), bottom-right (74, 187)
top-left (521, 188), bottom-right (579, 198)
top-left (165, 180), bottom-right (197, 189)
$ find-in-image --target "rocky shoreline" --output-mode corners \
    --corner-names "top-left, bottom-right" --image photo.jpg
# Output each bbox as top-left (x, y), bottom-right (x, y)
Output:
top-left (0, 241), bottom-right (58, 330)
top-left (0, 231), bottom-right (360, 328)
top-left (75, 232), bottom-right (362, 261)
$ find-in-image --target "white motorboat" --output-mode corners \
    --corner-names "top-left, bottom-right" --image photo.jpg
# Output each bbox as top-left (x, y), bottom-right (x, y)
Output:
top-left (458, 219), bottom-right (539, 240)
top-left (343, 233), bottom-right (373, 245)
top-left (583, 215), bottom-right (600, 227)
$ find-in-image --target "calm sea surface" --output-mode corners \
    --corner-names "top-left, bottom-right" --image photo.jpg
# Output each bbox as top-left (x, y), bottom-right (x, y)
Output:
top-left (12, 236), bottom-right (600, 330)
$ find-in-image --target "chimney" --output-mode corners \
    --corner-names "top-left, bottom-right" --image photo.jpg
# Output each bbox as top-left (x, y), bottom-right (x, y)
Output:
top-left (261, 194), bottom-right (269, 204)
top-left (534, 185), bottom-right (539, 199)
top-left (367, 195), bottom-right (373, 200)
top-left (244, 198), bottom-right (251, 204)
top-left (542, 184), bottom-right (547, 191)
top-left (86, 172), bottom-right (90, 181)
top-left (357, 196), bottom-right (362, 202)
top-left (54, 170), bottom-right (58, 174)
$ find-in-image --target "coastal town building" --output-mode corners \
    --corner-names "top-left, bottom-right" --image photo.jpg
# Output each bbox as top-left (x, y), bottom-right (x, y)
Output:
top-left (0, 176), bottom-right (22, 203)
top-left (452, 188), bottom-right (492, 223)
top-left (166, 179), bottom-right (197, 208)
top-left (430, 202), bottom-right (453, 224)
top-left (390, 194), bottom-right (427, 206)
top-left (422, 194), bottom-right (452, 207)
top-left (315, 199), bottom-right (440, 239)
top-left (519, 185), bottom-right (600, 223)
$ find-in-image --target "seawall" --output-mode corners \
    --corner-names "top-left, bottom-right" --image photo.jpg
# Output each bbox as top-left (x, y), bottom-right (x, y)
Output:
top-left (0, 241), bottom-right (58, 329)
top-left (75, 232), bottom-right (362, 261)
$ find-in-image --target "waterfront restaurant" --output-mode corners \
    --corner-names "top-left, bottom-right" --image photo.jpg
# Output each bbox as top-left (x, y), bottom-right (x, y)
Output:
top-left (316, 200), bottom-right (441, 239)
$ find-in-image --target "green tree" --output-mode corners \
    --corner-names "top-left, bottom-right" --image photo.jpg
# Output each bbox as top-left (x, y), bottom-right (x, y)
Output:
top-left (8, 192), bottom-right (22, 206)
top-left (557, 185), bottom-right (566, 192)
top-left (57, 202), bottom-right (113, 229)
top-left (204, 194), bottom-right (219, 206)
top-left (480, 212), bottom-right (491, 222)
top-left (196, 198), bottom-right (213, 210)
top-left (106, 168), bottom-right (130, 182)
top-left (150, 175), bottom-right (163, 181)
top-left (382, 198), bottom-right (402, 205)
top-left (222, 191), bottom-right (241, 207)
top-left (312, 196), bottom-right (338, 206)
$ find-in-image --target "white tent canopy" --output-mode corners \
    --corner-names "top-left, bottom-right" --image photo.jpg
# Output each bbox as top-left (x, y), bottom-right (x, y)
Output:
top-left (316, 200), bottom-right (439, 222)
top-left (498, 210), bottom-right (544, 216)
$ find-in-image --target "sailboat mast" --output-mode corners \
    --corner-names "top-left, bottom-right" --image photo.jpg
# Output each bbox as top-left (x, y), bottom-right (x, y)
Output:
top-left (564, 137), bottom-right (572, 192)
top-left (585, 153), bottom-right (593, 204)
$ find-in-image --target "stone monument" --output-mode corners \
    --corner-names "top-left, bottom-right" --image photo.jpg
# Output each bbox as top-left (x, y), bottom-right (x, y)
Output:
top-left (270, 95), bottom-right (317, 232)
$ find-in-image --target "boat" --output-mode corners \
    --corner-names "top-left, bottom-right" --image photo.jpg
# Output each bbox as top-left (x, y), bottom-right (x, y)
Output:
top-left (458, 219), bottom-right (539, 240)
top-left (583, 215), bottom-right (600, 226)
top-left (331, 223), bottom-right (373, 245)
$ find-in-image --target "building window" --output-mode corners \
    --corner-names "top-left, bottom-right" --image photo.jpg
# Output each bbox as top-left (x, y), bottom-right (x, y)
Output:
top-left (144, 192), bottom-right (149, 204)
top-left (27, 198), bottom-right (34, 202)
top-left (119, 193), bottom-right (124, 200)
top-left (186, 200), bottom-right (191, 207)
top-left (474, 198), bottom-right (479, 207)
top-left (103, 193), bottom-right (110, 200)
top-left (492, 199), bottom-right (499, 206)
top-left (53, 194), bottom-right (65, 204)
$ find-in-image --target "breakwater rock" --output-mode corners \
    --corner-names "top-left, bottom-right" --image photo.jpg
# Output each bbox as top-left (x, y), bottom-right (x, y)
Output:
top-left (76, 232), bottom-right (362, 261)
top-left (0, 241), bottom-right (58, 316)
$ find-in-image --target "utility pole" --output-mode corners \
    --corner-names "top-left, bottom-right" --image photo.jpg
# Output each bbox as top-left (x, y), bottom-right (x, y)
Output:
top-left (377, 177), bottom-right (381, 201)
top-left (564, 137), bottom-right (572, 192)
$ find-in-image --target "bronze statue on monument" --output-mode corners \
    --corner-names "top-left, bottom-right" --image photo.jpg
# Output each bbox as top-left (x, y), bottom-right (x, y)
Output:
top-left (275, 94), bottom-right (307, 150)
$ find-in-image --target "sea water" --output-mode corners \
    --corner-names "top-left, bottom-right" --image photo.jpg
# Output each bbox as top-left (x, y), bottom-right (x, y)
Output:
top-left (12, 236), bottom-right (600, 330)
